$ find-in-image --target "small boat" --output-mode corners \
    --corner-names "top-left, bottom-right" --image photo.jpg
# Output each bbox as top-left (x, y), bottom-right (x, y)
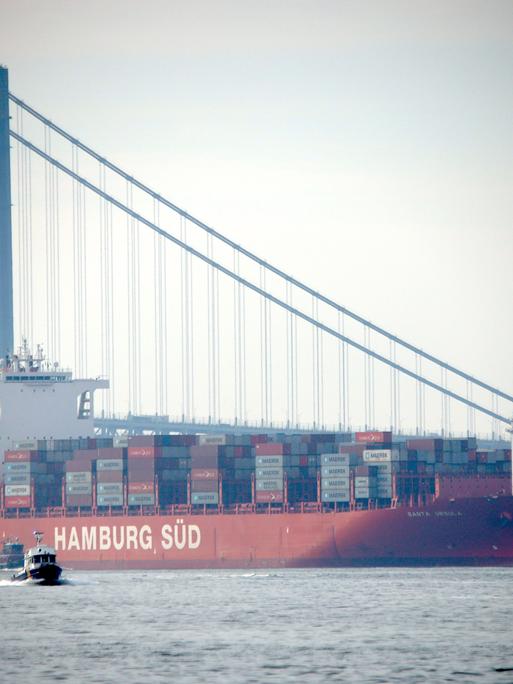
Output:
top-left (0, 537), bottom-right (24, 570)
top-left (12, 531), bottom-right (62, 584)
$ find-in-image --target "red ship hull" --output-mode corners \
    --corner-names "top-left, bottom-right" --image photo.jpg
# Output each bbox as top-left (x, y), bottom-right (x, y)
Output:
top-left (2, 496), bottom-right (513, 569)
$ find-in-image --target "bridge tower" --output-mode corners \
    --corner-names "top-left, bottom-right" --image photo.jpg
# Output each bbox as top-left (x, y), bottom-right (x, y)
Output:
top-left (0, 66), bottom-right (13, 355)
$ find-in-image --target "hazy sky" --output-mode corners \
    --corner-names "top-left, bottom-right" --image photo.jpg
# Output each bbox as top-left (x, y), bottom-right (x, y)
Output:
top-left (2, 1), bottom-right (512, 433)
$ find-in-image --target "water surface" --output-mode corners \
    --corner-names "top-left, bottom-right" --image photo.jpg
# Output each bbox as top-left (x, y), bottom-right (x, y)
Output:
top-left (1, 568), bottom-right (512, 682)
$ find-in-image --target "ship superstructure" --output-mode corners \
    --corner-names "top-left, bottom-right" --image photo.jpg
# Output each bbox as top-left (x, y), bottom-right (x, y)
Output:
top-left (0, 340), bottom-right (108, 459)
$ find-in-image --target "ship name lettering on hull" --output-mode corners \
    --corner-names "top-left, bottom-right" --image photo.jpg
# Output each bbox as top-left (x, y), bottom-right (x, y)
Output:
top-left (54, 522), bottom-right (201, 552)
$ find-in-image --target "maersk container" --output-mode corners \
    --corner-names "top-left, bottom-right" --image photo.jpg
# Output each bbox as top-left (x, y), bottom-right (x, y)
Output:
top-left (97, 459), bottom-right (124, 471)
top-left (321, 465), bottom-right (349, 478)
top-left (66, 483), bottom-right (92, 495)
top-left (97, 494), bottom-right (123, 507)
top-left (256, 455), bottom-right (283, 467)
top-left (192, 492), bottom-right (219, 504)
top-left (256, 479), bottom-right (284, 491)
top-left (3, 473), bottom-right (31, 485)
top-left (377, 486), bottom-right (393, 498)
top-left (256, 466), bottom-right (283, 479)
top-left (3, 461), bottom-right (32, 473)
top-left (128, 482), bottom-right (154, 494)
top-left (321, 478), bottom-right (349, 490)
top-left (66, 471), bottom-right (92, 483)
top-left (321, 490), bottom-right (350, 502)
top-left (97, 482), bottom-right (123, 495)
top-left (128, 493), bottom-right (155, 506)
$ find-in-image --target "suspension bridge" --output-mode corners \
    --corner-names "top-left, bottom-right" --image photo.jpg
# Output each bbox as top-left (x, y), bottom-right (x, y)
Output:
top-left (0, 66), bottom-right (511, 439)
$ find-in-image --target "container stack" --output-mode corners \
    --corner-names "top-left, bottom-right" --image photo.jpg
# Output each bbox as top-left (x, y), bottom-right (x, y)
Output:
top-left (190, 445), bottom-right (219, 505)
top-left (320, 453), bottom-right (353, 503)
top-left (354, 465), bottom-right (378, 500)
top-left (127, 445), bottom-right (155, 506)
top-left (362, 449), bottom-right (403, 499)
top-left (2, 450), bottom-right (39, 508)
top-left (96, 447), bottom-right (125, 508)
top-left (65, 449), bottom-right (95, 507)
top-left (255, 443), bottom-right (286, 503)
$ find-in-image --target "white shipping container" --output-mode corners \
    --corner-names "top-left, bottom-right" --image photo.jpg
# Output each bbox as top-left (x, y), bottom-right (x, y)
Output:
top-left (66, 471), bottom-right (92, 483)
top-left (363, 449), bottom-right (404, 463)
top-left (256, 455), bottom-right (283, 467)
top-left (321, 453), bottom-right (355, 466)
top-left (321, 478), bottom-right (349, 489)
top-left (97, 459), bottom-right (123, 471)
top-left (322, 490), bottom-right (350, 502)
top-left (97, 495), bottom-right (124, 506)
top-left (13, 440), bottom-right (39, 450)
top-left (321, 465), bottom-right (350, 478)
top-left (199, 434), bottom-right (227, 446)
top-left (5, 484), bottom-right (30, 496)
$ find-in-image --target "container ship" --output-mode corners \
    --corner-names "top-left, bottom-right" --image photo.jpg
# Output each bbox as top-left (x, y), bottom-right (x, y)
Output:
top-left (1, 343), bottom-right (512, 568)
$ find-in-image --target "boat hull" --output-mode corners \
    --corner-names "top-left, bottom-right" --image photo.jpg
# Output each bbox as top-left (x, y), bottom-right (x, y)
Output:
top-left (1, 496), bottom-right (513, 569)
top-left (12, 563), bottom-right (63, 584)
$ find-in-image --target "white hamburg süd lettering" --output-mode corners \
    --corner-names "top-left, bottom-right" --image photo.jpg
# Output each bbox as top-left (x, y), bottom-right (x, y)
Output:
top-left (55, 527), bottom-right (66, 551)
top-left (68, 527), bottom-right (80, 550)
top-left (174, 519), bottom-right (186, 550)
top-left (113, 526), bottom-right (125, 551)
top-left (99, 526), bottom-right (111, 550)
top-left (126, 526), bottom-right (138, 550)
top-left (82, 527), bottom-right (97, 551)
top-left (140, 525), bottom-right (153, 551)
top-left (161, 522), bottom-right (201, 550)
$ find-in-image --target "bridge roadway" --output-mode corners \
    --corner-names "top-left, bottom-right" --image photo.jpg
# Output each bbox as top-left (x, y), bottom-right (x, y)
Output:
top-left (94, 415), bottom-right (325, 436)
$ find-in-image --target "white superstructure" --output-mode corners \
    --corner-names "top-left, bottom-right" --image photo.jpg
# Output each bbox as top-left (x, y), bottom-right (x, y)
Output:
top-left (0, 340), bottom-right (108, 458)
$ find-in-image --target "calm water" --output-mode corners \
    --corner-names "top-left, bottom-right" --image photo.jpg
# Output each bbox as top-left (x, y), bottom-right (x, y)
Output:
top-left (1, 568), bottom-right (513, 683)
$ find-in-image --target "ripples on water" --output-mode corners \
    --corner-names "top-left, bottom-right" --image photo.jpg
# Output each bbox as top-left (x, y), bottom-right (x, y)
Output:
top-left (1, 568), bottom-right (513, 682)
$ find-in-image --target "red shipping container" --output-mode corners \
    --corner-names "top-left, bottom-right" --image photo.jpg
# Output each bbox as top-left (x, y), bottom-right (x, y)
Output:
top-left (299, 456), bottom-right (309, 466)
top-left (191, 468), bottom-right (218, 480)
top-left (256, 490), bottom-right (283, 503)
top-left (406, 438), bottom-right (443, 451)
top-left (4, 450), bottom-right (42, 462)
top-left (234, 446), bottom-right (243, 458)
top-left (4, 495), bottom-right (31, 507)
top-left (255, 443), bottom-right (291, 456)
top-left (250, 435), bottom-right (268, 445)
top-left (65, 459), bottom-right (94, 473)
top-left (128, 435), bottom-right (160, 447)
top-left (128, 459), bottom-right (155, 475)
top-left (97, 447), bottom-right (125, 459)
top-left (97, 470), bottom-right (124, 483)
top-left (66, 495), bottom-right (92, 506)
top-left (128, 482), bottom-right (154, 494)
top-left (128, 446), bottom-right (161, 459)
top-left (468, 450), bottom-right (477, 462)
top-left (355, 431), bottom-right (392, 444)
top-left (74, 449), bottom-right (98, 461)
top-left (190, 446), bottom-right (219, 468)
top-left (191, 479), bottom-right (218, 492)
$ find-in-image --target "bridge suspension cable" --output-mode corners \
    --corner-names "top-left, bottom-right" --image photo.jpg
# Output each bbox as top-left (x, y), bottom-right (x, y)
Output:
top-left (9, 92), bottom-right (513, 407)
top-left (10, 128), bottom-right (511, 426)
